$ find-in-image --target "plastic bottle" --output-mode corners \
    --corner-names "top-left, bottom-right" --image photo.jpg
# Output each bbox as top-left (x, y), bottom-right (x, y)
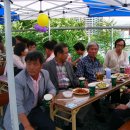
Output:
top-left (106, 68), bottom-right (111, 79)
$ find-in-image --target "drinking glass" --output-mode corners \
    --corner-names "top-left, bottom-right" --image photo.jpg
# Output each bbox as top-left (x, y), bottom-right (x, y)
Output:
top-left (94, 67), bottom-right (104, 81)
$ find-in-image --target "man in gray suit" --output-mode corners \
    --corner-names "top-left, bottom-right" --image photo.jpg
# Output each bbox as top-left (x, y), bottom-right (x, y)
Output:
top-left (4, 51), bottom-right (56, 130)
top-left (44, 43), bottom-right (79, 92)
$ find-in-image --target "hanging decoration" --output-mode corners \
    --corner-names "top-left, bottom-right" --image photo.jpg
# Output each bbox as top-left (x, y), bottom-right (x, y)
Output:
top-left (34, 14), bottom-right (49, 33)
top-left (34, 24), bottom-right (48, 32)
top-left (37, 14), bottom-right (49, 27)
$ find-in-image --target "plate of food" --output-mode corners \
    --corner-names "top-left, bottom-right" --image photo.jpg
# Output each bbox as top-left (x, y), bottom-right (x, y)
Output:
top-left (112, 73), bottom-right (129, 79)
top-left (72, 88), bottom-right (89, 95)
top-left (88, 82), bottom-right (109, 90)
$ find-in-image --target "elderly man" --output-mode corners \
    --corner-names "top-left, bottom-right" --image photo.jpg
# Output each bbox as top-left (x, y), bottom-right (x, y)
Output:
top-left (76, 42), bottom-right (102, 83)
top-left (76, 42), bottom-right (104, 121)
top-left (44, 43), bottom-right (79, 92)
top-left (4, 51), bottom-right (56, 130)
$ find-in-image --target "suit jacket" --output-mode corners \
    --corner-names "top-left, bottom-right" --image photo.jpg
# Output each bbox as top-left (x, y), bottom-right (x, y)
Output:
top-left (4, 69), bottom-right (56, 130)
top-left (44, 58), bottom-right (79, 91)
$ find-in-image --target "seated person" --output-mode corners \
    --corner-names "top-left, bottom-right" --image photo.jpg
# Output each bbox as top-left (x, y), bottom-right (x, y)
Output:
top-left (44, 43), bottom-right (79, 91)
top-left (13, 43), bottom-right (28, 75)
top-left (3, 51), bottom-right (56, 130)
top-left (104, 38), bottom-right (128, 72)
top-left (15, 35), bottom-right (23, 44)
top-left (73, 42), bottom-right (87, 66)
top-left (27, 40), bottom-right (37, 52)
top-left (76, 42), bottom-right (102, 83)
top-left (109, 99), bottom-right (130, 130)
top-left (43, 40), bottom-right (57, 62)
top-left (76, 42), bottom-right (103, 121)
top-left (104, 38), bottom-right (128, 104)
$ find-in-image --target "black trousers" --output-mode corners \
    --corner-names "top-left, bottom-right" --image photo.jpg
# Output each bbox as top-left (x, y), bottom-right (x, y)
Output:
top-left (109, 109), bottom-right (130, 130)
top-left (19, 107), bottom-right (55, 130)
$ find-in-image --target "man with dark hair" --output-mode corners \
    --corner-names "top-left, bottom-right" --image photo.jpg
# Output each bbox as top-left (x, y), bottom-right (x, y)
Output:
top-left (44, 43), bottom-right (79, 91)
top-left (4, 51), bottom-right (56, 130)
top-left (104, 38), bottom-right (128, 72)
top-left (43, 40), bottom-right (57, 62)
top-left (104, 38), bottom-right (128, 104)
top-left (73, 42), bottom-right (87, 66)
top-left (15, 35), bottom-right (23, 44)
top-left (27, 40), bottom-right (37, 52)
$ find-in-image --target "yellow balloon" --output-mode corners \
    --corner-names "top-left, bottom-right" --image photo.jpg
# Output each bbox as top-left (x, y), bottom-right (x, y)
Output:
top-left (37, 14), bottom-right (49, 27)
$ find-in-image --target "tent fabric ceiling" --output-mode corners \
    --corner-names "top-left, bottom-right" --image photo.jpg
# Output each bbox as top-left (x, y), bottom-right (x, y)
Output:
top-left (1, 0), bottom-right (130, 20)
top-left (0, 0), bottom-right (88, 20)
top-left (84, 0), bottom-right (130, 17)
top-left (0, 3), bottom-right (19, 24)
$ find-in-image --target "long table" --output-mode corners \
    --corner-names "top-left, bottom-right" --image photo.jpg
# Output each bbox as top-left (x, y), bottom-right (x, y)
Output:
top-left (51, 79), bottom-right (130, 130)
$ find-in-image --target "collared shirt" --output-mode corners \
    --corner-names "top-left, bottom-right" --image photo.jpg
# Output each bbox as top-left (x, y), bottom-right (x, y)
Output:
top-left (126, 101), bottom-right (130, 108)
top-left (76, 55), bottom-right (101, 83)
top-left (79, 50), bottom-right (88, 59)
top-left (56, 61), bottom-right (70, 89)
top-left (104, 49), bottom-right (128, 72)
top-left (46, 53), bottom-right (55, 62)
top-left (30, 74), bottom-right (41, 107)
top-left (13, 54), bottom-right (26, 69)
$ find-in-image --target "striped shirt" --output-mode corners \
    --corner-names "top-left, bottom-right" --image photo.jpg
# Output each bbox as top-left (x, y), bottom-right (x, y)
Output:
top-left (56, 62), bottom-right (70, 89)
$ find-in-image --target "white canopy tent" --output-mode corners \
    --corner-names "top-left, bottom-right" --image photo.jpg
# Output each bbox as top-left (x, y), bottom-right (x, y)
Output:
top-left (2, 1), bottom-right (88, 130)
top-left (2, 0), bottom-right (130, 130)
top-left (1, 0), bottom-right (88, 19)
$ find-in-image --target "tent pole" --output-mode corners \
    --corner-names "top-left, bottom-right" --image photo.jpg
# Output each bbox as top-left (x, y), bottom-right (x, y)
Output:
top-left (4, 0), bottom-right (19, 130)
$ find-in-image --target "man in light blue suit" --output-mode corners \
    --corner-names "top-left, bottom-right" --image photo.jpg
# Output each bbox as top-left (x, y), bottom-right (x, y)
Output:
top-left (4, 51), bottom-right (56, 130)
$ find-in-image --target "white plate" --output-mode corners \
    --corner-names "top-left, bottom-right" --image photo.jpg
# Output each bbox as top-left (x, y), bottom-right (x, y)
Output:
top-left (72, 88), bottom-right (89, 95)
top-left (88, 82), bottom-right (109, 90)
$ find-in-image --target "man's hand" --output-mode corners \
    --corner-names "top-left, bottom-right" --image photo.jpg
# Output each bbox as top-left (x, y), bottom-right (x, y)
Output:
top-left (123, 88), bottom-right (130, 94)
top-left (25, 125), bottom-right (34, 130)
top-left (115, 104), bottom-right (128, 110)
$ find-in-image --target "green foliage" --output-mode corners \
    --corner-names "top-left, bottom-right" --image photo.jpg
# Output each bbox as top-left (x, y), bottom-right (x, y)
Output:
top-left (12, 18), bottom-right (88, 58)
top-left (50, 18), bottom-right (88, 58)
top-left (1, 18), bottom-right (121, 63)
top-left (96, 53), bottom-right (104, 65)
top-left (91, 19), bottom-right (121, 54)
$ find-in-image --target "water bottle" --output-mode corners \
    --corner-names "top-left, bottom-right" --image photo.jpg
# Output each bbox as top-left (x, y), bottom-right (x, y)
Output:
top-left (129, 56), bottom-right (130, 65)
top-left (106, 68), bottom-right (111, 79)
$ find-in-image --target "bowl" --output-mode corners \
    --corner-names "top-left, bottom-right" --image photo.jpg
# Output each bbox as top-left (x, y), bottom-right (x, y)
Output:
top-left (62, 91), bottom-right (73, 98)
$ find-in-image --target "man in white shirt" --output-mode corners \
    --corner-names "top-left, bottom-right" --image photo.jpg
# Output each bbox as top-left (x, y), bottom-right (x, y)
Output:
top-left (72, 42), bottom-right (87, 66)
top-left (104, 38), bottom-right (129, 72)
top-left (104, 38), bottom-right (129, 104)
top-left (43, 40), bottom-right (57, 62)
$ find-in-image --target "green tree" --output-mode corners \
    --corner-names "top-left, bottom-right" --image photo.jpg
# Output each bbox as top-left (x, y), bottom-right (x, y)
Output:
top-left (91, 19), bottom-right (121, 54)
top-left (11, 18), bottom-right (88, 60)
